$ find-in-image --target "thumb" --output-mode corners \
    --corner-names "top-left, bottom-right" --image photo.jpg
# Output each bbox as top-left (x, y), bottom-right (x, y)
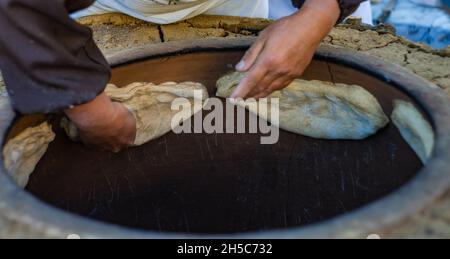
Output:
top-left (236, 36), bottom-right (266, 72)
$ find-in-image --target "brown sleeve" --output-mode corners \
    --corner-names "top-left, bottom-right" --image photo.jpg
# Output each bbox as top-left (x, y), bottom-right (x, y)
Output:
top-left (0, 0), bottom-right (110, 114)
top-left (291, 0), bottom-right (365, 23)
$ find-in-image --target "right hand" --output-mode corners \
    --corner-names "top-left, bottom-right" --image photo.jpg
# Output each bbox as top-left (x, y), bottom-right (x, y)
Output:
top-left (64, 92), bottom-right (136, 153)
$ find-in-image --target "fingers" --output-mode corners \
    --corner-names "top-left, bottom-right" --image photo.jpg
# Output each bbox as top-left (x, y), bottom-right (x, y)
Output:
top-left (252, 76), bottom-right (293, 100)
top-left (116, 103), bottom-right (137, 145)
top-left (76, 102), bottom-right (136, 153)
top-left (245, 71), bottom-right (278, 98)
top-left (232, 55), bottom-right (286, 99)
top-left (232, 23), bottom-right (311, 99)
top-left (236, 34), bottom-right (267, 72)
top-left (230, 65), bottom-right (267, 99)
top-left (233, 47), bottom-right (297, 99)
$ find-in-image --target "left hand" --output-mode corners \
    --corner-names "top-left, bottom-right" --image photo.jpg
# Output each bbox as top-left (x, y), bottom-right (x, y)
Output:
top-left (64, 92), bottom-right (136, 153)
top-left (231, 0), bottom-right (340, 99)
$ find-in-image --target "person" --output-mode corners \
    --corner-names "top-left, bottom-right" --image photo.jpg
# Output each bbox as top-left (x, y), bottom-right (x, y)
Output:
top-left (0, 0), bottom-right (366, 152)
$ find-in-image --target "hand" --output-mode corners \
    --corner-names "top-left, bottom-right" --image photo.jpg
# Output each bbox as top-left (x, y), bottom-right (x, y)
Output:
top-left (231, 0), bottom-right (340, 99)
top-left (64, 92), bottom-right (136, 153)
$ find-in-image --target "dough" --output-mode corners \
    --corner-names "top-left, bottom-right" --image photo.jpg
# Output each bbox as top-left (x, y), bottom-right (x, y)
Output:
top-left (216, 71), bottom-right (389, 140)
top-left (391, 100), bottom-right (435, 164)
top-left (2, 122), bottom-right (55, 188)
top-left (63, 81), bottom-right (209, 146)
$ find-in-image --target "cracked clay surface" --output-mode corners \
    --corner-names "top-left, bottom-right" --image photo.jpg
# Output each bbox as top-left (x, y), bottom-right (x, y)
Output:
top-left (0, 14), bottom-right (449, 239)
top-left (323, 21), bottom-right (450, 93)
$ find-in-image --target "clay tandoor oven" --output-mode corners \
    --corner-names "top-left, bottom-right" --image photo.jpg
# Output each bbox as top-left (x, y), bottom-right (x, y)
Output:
top-left (1, 38), bottom-right (449, 239)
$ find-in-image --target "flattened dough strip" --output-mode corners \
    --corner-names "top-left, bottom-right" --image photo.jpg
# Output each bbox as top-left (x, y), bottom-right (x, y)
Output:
top-left (216, 71), bottom-right (390, 140)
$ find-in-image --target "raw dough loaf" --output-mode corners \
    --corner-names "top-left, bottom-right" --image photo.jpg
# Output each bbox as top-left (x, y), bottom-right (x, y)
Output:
top-left (2, 122), bottom-right (55, 188)
top-left (216, 72), bottom-right (389, 140)
top-left (391, 100), bottom-right (435, 164)
top-left (63, 81), bottom-right (209, 146)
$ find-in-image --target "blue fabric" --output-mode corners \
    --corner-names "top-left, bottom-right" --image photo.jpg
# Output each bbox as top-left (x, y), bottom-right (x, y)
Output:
top-left (443, 0), bottom-right (450, 8)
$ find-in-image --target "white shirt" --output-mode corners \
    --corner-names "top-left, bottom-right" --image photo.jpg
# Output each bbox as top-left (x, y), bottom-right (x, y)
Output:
top-left (74, 0), bottom-right (372, 25)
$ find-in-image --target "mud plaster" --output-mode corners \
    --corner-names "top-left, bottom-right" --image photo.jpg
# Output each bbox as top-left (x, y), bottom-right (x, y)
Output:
top-left (0, 14), bottom-right (449, 239)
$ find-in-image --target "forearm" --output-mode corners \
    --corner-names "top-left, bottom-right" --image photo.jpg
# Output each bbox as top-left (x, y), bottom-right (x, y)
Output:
top-left (289, 0), bottom-right (340, 46)
top-left (64, 93), bottom-right (118, 131)
top-left (302, 0), bottom-right (340, 25)
top-left (234, 0), bottom-right (360, 99)
top-left (292, 0), bottom-right (365, 23)
top-left (64, 92), bottom-right (136, 152)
